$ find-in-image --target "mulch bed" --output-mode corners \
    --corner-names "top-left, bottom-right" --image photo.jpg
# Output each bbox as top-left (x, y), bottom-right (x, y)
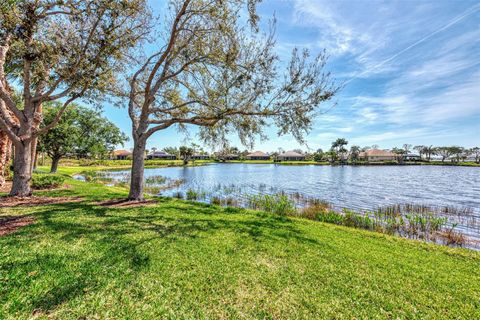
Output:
top-left (96, 198), bottom-right (159, 208)
top-left (0, 196), bottom-right (83, 208)
top-left (0, 215), bottom-right (35, 236)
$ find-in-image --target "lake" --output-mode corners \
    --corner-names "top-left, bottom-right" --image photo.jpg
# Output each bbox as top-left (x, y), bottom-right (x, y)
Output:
top-left (104, 163), bottom-right (480, 246)
top-left (109, 163), bottom-right (480, 212)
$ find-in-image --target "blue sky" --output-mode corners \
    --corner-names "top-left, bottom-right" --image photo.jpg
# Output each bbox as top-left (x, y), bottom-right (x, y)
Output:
top-left (102, 0), bottom-right (480, 152)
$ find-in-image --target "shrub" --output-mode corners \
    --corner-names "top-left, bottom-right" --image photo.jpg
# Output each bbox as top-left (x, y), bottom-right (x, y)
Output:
top-left (32, 174), bottom-right (65, 189)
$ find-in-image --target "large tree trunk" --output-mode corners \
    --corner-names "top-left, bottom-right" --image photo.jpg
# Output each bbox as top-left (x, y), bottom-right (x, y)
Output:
top-left (31, 137), bottom-right (38, 173)
top-left (0, 131), bottom-right (10, 187)
top-left (50, 156), bottom-right (61, 173)
top-left (10, 140), bottom-right (33, 197)
top-left (128, 135), bottom-right (146, 200)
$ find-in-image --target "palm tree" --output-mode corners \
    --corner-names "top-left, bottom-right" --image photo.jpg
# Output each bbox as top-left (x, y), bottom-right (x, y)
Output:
top-left (332, 138), bottom-right (348, 163)
top-left (179, 146), bottom-right (194, 165)
top-left (350, 145), bottom-right (361, 163)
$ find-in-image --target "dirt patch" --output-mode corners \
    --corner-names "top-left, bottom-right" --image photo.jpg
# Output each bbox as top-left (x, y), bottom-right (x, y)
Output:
top-left (0, 215), bottom-right (35, 236)
top-left (0, 181), bottom-right (12, 193)
top-left (96, 198), bottom-right (159, 208)
top-left (0, 196), bottom-right (83, 208)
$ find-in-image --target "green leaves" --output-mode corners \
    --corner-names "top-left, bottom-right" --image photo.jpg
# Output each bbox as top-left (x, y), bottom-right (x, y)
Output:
top-left (38, 102), bottom-right (128, 165)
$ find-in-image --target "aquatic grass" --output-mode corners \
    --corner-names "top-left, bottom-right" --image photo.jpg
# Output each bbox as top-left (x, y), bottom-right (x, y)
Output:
top-left (299, 200), bottom-right (331, 220)
top-left (173, 191), bottom-right (184, 199)
top-left (145, 175), bottom-right (167, 185)
top-left (210, 196), bottom-right (221, 205)
top-left (442, 224), bottom-right (467, 246)
top-left (247, 193), bottom-right (296, 216)
top-left (224, 197), bottom-right (238, 207)
top-left (186, 189), bottom-right (199, 200)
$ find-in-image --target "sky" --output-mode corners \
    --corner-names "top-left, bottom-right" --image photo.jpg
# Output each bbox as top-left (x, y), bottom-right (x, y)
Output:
top-left (102, 0), bottom-right (480, 152)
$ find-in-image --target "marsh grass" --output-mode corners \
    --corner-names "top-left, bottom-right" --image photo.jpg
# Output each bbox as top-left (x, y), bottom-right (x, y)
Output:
top-left (145, 175), bottom-right (167, 185)
top-left (247, 193), bottom-right (296, 216)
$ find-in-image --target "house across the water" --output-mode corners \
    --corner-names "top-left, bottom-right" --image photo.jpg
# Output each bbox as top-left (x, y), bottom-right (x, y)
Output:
top-left (219, 154), bottom-right (240, 160)
top-left (112, 150), bottom-right (132, 160)
top-left (404, 153), bottom-right (422, 161)
top-left (245, 151), bottom-right (270, 160)
top-left (191, 154), bottom-right (210, 160)
top-left (359, 149), bottom-right (396, 162)
top-left (147, 151), bottom-right (176, 160)
top-left (277, 151), bottom-right (305, 161)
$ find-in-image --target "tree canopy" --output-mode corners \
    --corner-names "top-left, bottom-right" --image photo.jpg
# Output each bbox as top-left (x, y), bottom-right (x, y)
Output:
top-left (38, 102), bottom-right (127, 172)
top-left (123, 0), bottom-right (339, 200)
top-left (0, 0), bottom-right (148, 196)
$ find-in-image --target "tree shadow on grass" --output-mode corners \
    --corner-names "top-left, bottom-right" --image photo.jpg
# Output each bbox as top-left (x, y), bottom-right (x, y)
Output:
top-left (1, 198), bottom-right (321, 315)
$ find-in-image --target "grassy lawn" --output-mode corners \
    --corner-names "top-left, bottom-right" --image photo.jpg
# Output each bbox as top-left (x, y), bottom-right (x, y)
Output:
top-left (1, 174), bottom-right (480, 319)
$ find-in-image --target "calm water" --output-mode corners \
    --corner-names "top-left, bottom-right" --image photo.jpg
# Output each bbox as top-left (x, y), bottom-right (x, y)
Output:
top-left (128, 163), bottom-right (480, 212)
top-left (103, 163), bottom-right (480, 246)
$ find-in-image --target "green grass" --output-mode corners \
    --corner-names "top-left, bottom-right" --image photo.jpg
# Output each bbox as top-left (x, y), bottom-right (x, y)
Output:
top-left (1, 174), bottom-right (480, 319)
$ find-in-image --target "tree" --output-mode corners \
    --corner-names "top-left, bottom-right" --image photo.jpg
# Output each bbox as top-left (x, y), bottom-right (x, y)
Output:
top-left (392, 147), bottom-right (405, 163)
top-left (423, 145), bottom-right (435, 161)
top-left (0, 0), bottom-right (147, 196)
top-left (350, 145), bottom-right (361, 162)
top-left (331, 138), bottom-right (348, 163)
top-left (325, 150), bottom-right (337, 163)
top-left (124, 0), bottom-right (339, 200)
top-left (435, 147), bottom-right (452, 162)
top-left (38, 103), bottom-right (127, 173)
top-left (449, 146), bottom-right (464, 163)
top-left (313, 148), bottom-right (324, 162)
top-left (179, 146), bottom-right (193, 165)
top-left (403, 144), bottom-right (412, 155)
top-left (470, 147), bottom-right (480, 163)
top-left (163, 146), bottom-right (179, 158)
top-left (0, 121), bottom-right (12, 187)
top-left (413, 145), bottom-right (426, 159)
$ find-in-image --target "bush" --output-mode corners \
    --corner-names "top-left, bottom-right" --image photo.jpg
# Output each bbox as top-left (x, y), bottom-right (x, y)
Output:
top-left (32, 174), bottom-right (66, 189)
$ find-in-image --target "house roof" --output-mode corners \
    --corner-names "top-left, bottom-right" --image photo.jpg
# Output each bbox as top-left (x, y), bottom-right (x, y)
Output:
top-left (246, 151), bottom-right (269, 157)
top-left (151, 151), bottom-right (173, 156)
top-left (359, 149), bottom-right (395, 157)
top-left (113, 150), bottom-right (131, 156)
top-left (279, 151), bottom-right (304, 157)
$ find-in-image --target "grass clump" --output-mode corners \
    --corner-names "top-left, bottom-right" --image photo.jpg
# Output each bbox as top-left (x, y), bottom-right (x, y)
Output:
top-left (31, 174), bottom-right (65, 189)
top-left (248, 193), bottom-right (296, 215)
top-left (145, 175), bottom-right (167, 185)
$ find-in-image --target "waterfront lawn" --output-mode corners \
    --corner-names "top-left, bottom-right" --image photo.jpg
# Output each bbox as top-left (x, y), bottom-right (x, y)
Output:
top-left (1, 176), bottom-right (480, 319)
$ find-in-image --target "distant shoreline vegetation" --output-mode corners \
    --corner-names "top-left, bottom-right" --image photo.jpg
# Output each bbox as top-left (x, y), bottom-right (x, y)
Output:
top-left (38, 157), bottom-right (480, 169)
top-left (106, 140), bottom-right (480, 167)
